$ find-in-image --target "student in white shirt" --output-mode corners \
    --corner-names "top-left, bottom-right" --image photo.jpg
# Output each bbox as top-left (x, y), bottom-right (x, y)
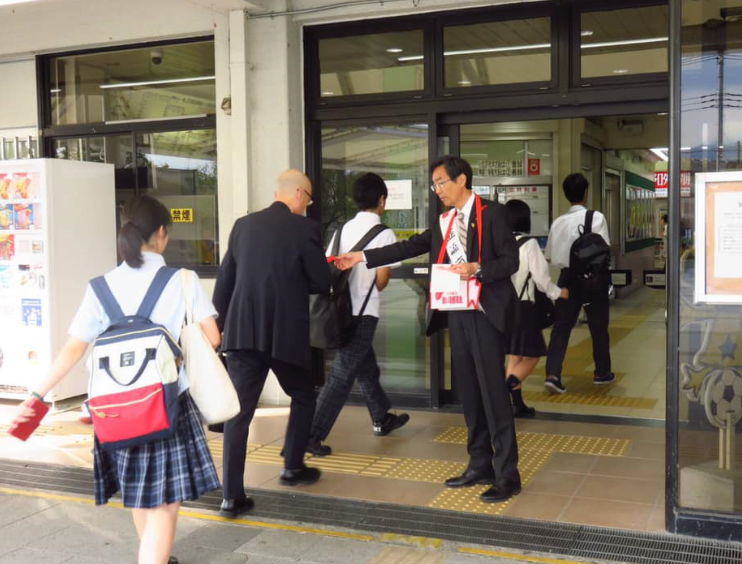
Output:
top-left (543, 173), bottom-right (615, 394)
top-left (308, 173), bottom-right (409, 456)
top-left (504, 200), bottom-right (568, 417)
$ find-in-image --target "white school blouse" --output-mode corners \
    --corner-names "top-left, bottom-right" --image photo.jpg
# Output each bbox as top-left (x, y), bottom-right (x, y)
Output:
top-left (511, 236), bottom-right (562, 302)
top-left (68, 252), bottom-right (217, 393)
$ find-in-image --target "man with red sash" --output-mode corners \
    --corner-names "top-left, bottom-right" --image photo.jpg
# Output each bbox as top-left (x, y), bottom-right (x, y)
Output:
top-left (335, 155), bottom-right (521, 503)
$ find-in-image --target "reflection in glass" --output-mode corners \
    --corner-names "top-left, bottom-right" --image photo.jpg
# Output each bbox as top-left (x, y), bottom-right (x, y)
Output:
top-left (47, 41), bottom-right (216, 125)
top-left (581, 5), bottom-right (668, 78)
top-left (320, 124), bottom-right (430, 393)
top-left (137, 130), bottom-right (218, 267)
top-left (678, 0), bottom-right (742, 516)
top-left (444, 18), bottom-right (551, 87)
top-left (319, 31), bottom-right (424, 96)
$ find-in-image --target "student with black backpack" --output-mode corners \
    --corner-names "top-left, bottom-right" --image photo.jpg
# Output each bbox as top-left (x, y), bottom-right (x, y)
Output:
top-left (308, 173), bottom-right (409, 456)
top-left (544, 173), bottom-right (615, 394)
top-left (504, 200), bottom-right (568, 417)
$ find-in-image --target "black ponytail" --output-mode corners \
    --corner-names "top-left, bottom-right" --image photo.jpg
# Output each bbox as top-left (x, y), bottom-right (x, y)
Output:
top-left (117, 195), bottom-right (173, 268)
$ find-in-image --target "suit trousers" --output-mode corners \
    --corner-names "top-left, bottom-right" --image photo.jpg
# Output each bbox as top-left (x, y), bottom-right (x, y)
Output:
top-left (449, 310), bottom-right (520, 485)
top-left (545, 269), bottom-right (611, 378)
top-left (222, 350), bottom-right (315, 500)
top-left (311, 316), bottom-right (392, 441)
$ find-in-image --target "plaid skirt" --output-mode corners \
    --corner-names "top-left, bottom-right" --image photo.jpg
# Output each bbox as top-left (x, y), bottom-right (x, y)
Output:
top-left (93, 391), bottom-right (220, 508)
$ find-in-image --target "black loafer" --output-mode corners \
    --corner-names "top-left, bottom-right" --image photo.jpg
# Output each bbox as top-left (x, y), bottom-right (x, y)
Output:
top-left (480, 482), bottom-right (522, 503)
top-left (513, 404), bottom-right (536, 418)
top-left (280, 465), bottom-right (321, 486)
top-left (219, 496), bottom-right (254, 518)
top-left (307, 437), bottom-right (332, 456)
top-left (444, 468), bottom-right (495, 488)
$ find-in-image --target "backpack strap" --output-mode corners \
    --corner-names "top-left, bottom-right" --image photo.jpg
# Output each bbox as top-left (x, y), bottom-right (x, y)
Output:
top-left (515, 237), bottom-right (533, 301)
top-left (516, 235), bottom-right (532, 249)
top-left (90, 276), bottom-right (125, 323)
top-left (583, 210), bottom-right (595, 235)
top-left (350, 223), bottom-right (388, 253)
top-left (136, 266), bottom-right (179, 319)
top-left (331, 223), bottom-right (344, 257)
top-left (357, 273), bottom-right (378, 317)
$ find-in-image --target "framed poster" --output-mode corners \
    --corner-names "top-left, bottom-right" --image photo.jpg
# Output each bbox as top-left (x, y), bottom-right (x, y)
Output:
top-left (694, 172), bottom-right (742, 304)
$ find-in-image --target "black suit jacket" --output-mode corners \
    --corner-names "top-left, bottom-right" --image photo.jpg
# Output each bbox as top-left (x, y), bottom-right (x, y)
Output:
top-left (364, 196), bottom-right (518, 335)
top-left (213, 202), bottom-right (332, 369)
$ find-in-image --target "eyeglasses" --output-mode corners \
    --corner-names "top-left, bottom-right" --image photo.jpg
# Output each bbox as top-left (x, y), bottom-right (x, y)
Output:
top-left (300, 188), bottom-right (314, 206)
top-left (430, 178), bottom-right (453, 192)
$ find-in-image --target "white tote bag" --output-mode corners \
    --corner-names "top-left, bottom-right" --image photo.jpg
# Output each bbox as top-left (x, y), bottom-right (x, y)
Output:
top-left (180, 269), bottom-right (240, 424)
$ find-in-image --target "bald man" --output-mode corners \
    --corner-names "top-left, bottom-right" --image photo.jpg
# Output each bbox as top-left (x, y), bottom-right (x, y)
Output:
top-left (213, 170), bottom-right (332, 517)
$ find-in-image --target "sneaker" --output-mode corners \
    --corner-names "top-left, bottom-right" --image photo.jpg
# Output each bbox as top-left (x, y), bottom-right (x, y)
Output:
top-left (544, 376), bottom-right (567, 394)
top-left (307, 437), bottom-right (332, 457)
top-left (373, 413), bottom-right (410, 437)
top-left (594, 372), bottom-right (616, 385)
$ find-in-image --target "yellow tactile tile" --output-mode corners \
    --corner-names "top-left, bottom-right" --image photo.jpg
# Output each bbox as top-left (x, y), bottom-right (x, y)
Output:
top-left (428, 484), bottom-right (515, 515)
top-left (435, 430), bottom-right (630, 457)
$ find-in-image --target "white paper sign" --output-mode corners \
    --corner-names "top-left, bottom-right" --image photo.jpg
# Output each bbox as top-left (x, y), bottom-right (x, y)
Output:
top-left (429, 265), bottom-right (482, 311)
top-left (430, 264), bottom-right (460, 292)
top-left (714, 191), bottom-right (742, 278)
top-left (384, 179), bottom-right (413, 210)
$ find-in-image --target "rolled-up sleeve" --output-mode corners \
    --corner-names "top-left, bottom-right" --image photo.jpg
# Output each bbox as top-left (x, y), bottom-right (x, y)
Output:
top-left (68, 285), bottom-right (108, 343)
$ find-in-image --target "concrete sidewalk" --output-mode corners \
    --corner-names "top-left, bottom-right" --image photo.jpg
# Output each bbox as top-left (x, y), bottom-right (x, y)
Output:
top-left (0, 490), bottom-right (584, 564)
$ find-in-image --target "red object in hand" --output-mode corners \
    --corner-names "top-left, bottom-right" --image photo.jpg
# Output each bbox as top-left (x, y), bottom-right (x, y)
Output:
top-left (8, 397), bottom-right (49, 441)
top-left (327, 255), bottom-right (336, 263)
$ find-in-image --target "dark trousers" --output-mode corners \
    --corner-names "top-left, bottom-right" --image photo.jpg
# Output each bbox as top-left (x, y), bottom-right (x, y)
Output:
top-left (311, 316), bottom-right (391, 441)
top-left (222, 350), bottom-right (315, 500)
top-left (449, 310), bottom-right (520, 485)
top-left (545, 269), bottom-right (611, 378)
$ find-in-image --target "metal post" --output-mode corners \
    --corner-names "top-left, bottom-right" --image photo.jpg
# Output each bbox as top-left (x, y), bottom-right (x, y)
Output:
top-left (666, 0), bottom-right (682, 535)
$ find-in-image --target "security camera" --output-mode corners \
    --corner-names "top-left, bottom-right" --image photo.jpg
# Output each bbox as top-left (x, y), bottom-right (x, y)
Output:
top-left (150, 50), bottom-right (163, 65)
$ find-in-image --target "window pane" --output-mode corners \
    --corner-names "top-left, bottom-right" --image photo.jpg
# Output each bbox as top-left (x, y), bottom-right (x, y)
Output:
top-left (320, 124), bottom-right (430, 394)
top-left (581, 6), bottom-right (668, 79)
top-left (137, 130), bottom-right (218, 267)
top-left (677, 0), bottom-right (742, 517)
top-left (319, 31), bottom-right (424, 97)
top-left (444, 18), bottom-right (551, 88)
top-left (47, 41), bottom-right (215, 125)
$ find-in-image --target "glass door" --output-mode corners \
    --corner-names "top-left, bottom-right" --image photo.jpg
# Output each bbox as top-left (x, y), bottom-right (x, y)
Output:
top-left (318, 123), bottom-right (431, 401)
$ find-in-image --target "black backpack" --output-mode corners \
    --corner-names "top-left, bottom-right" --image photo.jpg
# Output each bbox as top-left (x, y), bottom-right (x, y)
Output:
top-left (568, 210), bottom-right (611, 305)
top-left (309, 223), bottom-right (388, 349)
top-left (516, 237), bottom-right (555, 329)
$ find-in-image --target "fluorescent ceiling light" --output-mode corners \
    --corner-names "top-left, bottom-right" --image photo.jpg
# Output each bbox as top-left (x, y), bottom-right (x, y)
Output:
top-left (650, 148), bottom-right (669, 162)
top-left (581, 30), bottom-right (594, 36)
top-left (99, 76), bottom-right (215, 89)
top-left (398, 37), bottom-right (666, 63)
top-left (0, 0), bottom-right (41, 5)
top-left (612, 69), bottom-right (629, 74)
top-left (582, 37), bottom-right (668, 49)
top-left (458, 80), bottom-right (472, 86)
top-left (386, 47), bottom-right (403, 53)
top-left (322, 91), bottom-right (335, 96)
top-left (50, 88), bottom-right (61, 93)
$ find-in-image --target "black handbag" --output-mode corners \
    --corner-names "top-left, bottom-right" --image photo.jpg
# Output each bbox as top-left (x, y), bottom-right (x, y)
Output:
top-left (517, 237), bottom-right (556, 330)
top-left (309, 223), bottom-right (387, 349)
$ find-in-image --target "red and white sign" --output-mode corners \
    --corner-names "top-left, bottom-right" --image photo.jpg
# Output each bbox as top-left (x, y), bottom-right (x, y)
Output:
top-left (528, 158), bottom-right (540, 176)
top-left (654, 171), bottom-right (691, 197)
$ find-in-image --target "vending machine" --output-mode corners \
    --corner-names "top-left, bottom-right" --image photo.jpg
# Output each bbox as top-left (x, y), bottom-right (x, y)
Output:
top-left (0, 159), bottom-right (116, 402)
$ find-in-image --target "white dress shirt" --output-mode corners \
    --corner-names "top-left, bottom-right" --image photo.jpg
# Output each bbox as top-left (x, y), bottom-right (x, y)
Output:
top-left (512, 236), bottom-right (562, 302)
top-left (327, 212), bottom-right (398, 318)
top-left (545, 205), bottom-right (610, 269)
top-left (68, 252), bottom-right (217, 393)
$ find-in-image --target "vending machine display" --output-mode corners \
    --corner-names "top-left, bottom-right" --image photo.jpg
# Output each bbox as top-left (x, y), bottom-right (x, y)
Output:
top-left (0, 159), bottom-right (115, 402)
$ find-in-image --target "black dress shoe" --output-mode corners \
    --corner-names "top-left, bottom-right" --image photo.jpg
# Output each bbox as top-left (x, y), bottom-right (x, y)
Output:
top-left (280, 465), bottom-right (321, 486)
top-left (480, 482), bottom-right (522, 503)
top-left (307, 436), bottom-right (332, 456)
top-left (168, 558), bottom-right (178, 564)
top-left (513, 404), bottom-right (536, 418)
top-left (444, 468), bottom-right (495, 488)
top-left (220, 496), bottom-right (255, 518)
top-left (373, 413), bottom-right (410, 436)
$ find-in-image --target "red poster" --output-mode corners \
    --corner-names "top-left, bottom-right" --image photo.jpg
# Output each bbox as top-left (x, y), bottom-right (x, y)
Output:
top-left (527, 159), bottom-right (540, 176)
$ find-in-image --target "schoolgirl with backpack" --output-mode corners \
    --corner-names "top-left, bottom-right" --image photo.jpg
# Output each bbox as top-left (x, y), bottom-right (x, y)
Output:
top-left (504, 199), bottom-right (568, 417)
top-left (11, 196), bottom-right (221, 564)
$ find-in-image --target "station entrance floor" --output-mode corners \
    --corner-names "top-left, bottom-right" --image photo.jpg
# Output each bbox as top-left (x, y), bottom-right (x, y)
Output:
top-left (0, 402), bottom-right (667, 533)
